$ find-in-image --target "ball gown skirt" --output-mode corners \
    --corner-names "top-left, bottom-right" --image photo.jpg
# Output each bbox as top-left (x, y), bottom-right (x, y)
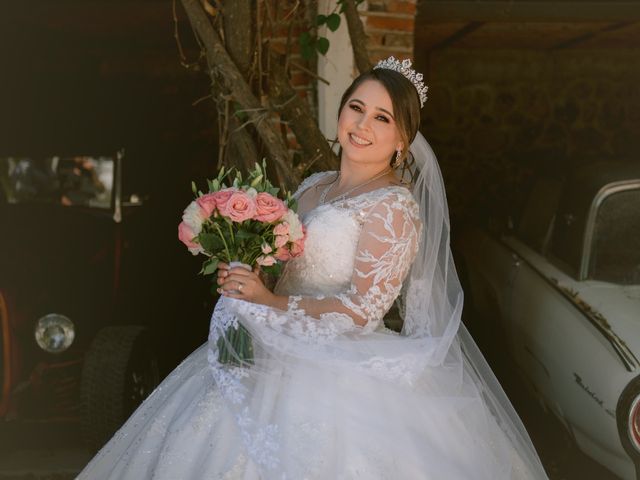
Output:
top-left (78, 180), bottom-right (548, 479)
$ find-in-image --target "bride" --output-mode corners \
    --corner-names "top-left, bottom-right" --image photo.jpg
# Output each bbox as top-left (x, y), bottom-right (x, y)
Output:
top-left (78, 57), bottom-right (549, 479)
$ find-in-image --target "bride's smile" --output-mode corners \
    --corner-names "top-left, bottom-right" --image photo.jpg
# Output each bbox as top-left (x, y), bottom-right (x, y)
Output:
top-left (337, 79), bottom-right (403, 171)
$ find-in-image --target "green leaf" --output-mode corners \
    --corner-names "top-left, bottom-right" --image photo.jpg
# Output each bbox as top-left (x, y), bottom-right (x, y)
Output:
top-left (236, 229), bottom-right (258, 241)
top-left (316, 37), bottom-right (330, 55)
top-left (199, 233), bottom-right (225, 252)
top-left (202, 257), bottom-right (219, 275)
top-left (191, 181), bottom-right (197, 194)
top-left (233, 103), bottom-right (249, 122)
top-left (316, 14), bottom-right (327, 26)
top-left (326, 13), bottom-right (341, 32)
top-left (262, 262), bottom-right (283, 277)
top-left (299, 31), bottom-right (311, 47)
top-left (301, 43), bottom-right (314, 60)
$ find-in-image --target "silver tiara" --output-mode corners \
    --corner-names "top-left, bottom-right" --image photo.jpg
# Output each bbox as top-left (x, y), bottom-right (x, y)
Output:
top-left (373, 56), bottom-right (428, 108)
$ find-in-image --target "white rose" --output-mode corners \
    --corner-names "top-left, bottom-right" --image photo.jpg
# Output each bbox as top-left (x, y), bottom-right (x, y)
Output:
top-left (182, 200), bottom-right (206, 235)
top-left (283, 209), bottom-right (304, 241)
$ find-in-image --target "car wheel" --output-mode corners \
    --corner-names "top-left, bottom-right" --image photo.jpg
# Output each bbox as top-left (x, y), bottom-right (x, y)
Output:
top-left (80, 325), bottom-right (160, 450)
top-left (617, 376), bottom-right (640, 478)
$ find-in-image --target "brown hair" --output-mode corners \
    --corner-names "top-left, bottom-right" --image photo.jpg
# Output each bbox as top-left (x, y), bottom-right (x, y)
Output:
top-left (335, 67), bottom-right (422, 166)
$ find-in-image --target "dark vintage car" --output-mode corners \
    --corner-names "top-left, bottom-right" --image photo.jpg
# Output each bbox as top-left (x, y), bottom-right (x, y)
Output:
top-left (457, 162), bottom-right (640, 479)
top-left (0, 152), bottom-right (210, 449)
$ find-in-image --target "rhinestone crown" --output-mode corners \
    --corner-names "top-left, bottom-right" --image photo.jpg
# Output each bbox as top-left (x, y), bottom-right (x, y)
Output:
top-left (373, 56), bottom-right (428, 108)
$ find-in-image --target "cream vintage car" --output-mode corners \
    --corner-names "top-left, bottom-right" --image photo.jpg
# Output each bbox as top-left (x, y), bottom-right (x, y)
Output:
top-left (457, 162), bottom-right (640, 480)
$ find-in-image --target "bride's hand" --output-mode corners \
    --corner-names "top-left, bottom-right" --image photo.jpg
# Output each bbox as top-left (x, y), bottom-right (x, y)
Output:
top-left (216, 263), bottom-right (275, 305)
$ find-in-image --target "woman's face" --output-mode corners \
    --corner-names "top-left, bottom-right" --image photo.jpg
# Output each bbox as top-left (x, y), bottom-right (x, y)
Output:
top-left (337, 79), bottom-right (403, 168)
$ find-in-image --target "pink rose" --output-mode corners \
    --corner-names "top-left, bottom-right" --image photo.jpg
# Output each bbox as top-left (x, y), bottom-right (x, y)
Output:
top-left (290, 238), bottom-right (304, 257)
top-left (212, 188), bottom-right (235, 209)
top-left (220, 191), bottom-right (256, 223)
top-left (178, 222), bottom-right (203, 255)
top-left (196, 193), bottom-right (218, 218)
top-left (273, 222), bottom-right (289, 236)
top-left (261, 242), bottom-right (273, 254)
top-left (274, 234), bottom-right (289, 249)
top-left (256, 255), bottom-right (277, 267)
top-left (253, 193), bottom-right (287, 222)
top-left (274, 247), bottom-right (291, 262)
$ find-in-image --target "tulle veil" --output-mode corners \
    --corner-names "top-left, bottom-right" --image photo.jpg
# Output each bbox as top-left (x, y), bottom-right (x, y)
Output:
top-left (206, 131), bottom-right (549, 479)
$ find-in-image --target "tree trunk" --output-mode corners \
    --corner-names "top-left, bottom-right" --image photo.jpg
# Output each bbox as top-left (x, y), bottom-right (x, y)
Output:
top-left (343, 0), bottom-right (372, 74)
top-left (221, 0), bottom-right (259, 171)
top-left (180, 0), bottom-right (297, 188)
top-left (268, 54), bottom-right (338, 174)
top-left (222, 0), bottom-right (252, 78)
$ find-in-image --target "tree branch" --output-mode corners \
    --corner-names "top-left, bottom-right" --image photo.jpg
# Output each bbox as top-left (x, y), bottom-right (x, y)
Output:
top-left (180, 0), bottom-right (297, 188)
top-left (268, 54), bottom-right (338, 173)
top-left (342, 0), bottom-right (372, 74)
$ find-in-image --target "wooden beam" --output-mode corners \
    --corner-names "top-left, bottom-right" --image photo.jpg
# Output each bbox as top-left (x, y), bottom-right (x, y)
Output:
top-left (418, 1), bottom-right (640, 23)
top-left (1, 1), bottom-right (181, 33)
top-left (429, 21), bottom-right (484, 50)
top-left (550, 21), bottom-right (635, 49)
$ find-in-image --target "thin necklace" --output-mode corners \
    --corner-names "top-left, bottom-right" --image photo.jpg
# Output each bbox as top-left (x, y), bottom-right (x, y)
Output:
top-left (319, 168), bottom-right (393, 205)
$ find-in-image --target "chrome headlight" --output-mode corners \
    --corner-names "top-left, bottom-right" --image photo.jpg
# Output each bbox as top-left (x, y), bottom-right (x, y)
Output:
top-left (34, 314), bottom-right (75, 353)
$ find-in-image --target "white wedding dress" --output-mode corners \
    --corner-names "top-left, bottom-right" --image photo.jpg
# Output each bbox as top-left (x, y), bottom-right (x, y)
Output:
top-left (78, 172), bottom-right (548, 480)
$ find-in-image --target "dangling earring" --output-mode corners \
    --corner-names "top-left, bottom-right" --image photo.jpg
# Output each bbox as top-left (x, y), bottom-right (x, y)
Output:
top-left (393, 149), bottom-right (402, 168)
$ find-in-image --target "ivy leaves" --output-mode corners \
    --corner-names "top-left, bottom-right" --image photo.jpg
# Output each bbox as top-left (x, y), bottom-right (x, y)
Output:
top-left (318, 12), bottom-right (341, 32)
top-left (299, 12), bottom-right (341, 60)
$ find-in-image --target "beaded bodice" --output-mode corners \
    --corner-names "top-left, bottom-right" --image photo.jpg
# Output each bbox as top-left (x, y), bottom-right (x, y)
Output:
top-left (274, 172), bottom-right (421, 332)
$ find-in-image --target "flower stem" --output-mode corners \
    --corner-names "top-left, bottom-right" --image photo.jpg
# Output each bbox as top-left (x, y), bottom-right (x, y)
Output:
top-left (227, 220), bottom-right (235, 245)
top-left (213, 222), bottom-right (232, 262)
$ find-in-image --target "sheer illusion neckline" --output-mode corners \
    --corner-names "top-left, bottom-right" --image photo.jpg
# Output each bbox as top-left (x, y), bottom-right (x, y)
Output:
top-left (297, 172), bottom-right (411, 219)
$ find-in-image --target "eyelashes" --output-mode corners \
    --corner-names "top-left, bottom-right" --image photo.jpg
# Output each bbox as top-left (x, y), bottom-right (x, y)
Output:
top-left (348, 104), bottom-right (390, 123)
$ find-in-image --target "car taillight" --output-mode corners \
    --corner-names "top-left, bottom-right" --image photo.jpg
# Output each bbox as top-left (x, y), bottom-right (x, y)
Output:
top-left (630, 395), bottom-right (640, 452)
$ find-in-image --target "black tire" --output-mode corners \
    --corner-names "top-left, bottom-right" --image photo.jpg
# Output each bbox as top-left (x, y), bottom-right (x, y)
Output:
top-left (617, 376), bottom-right (640, 480)
top-left (80, 325), bottom-right (160, 450)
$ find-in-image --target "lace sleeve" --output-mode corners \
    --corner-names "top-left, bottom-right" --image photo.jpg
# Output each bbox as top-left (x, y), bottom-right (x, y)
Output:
top-left (289, 191), bottom-right (421, 332)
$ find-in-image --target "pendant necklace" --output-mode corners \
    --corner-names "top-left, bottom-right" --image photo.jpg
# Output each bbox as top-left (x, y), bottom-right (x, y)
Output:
top-left (319, 168), bottom-right (393, 205)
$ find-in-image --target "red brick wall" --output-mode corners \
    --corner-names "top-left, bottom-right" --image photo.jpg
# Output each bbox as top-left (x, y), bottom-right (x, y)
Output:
top-left (269, 0), bottom-right (418, 150)
top-left (269, 0), bottom-right (418, 106)
top-left (362, 0), bottom-right (416, 63)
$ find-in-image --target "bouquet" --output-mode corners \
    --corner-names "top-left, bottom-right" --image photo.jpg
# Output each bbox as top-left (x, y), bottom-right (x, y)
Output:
top-left (178, 161), bottom-right (305, 364)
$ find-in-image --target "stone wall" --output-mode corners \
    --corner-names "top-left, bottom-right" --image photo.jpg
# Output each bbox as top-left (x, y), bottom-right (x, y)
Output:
top-left (421, 49), bottom-right (640, 224)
